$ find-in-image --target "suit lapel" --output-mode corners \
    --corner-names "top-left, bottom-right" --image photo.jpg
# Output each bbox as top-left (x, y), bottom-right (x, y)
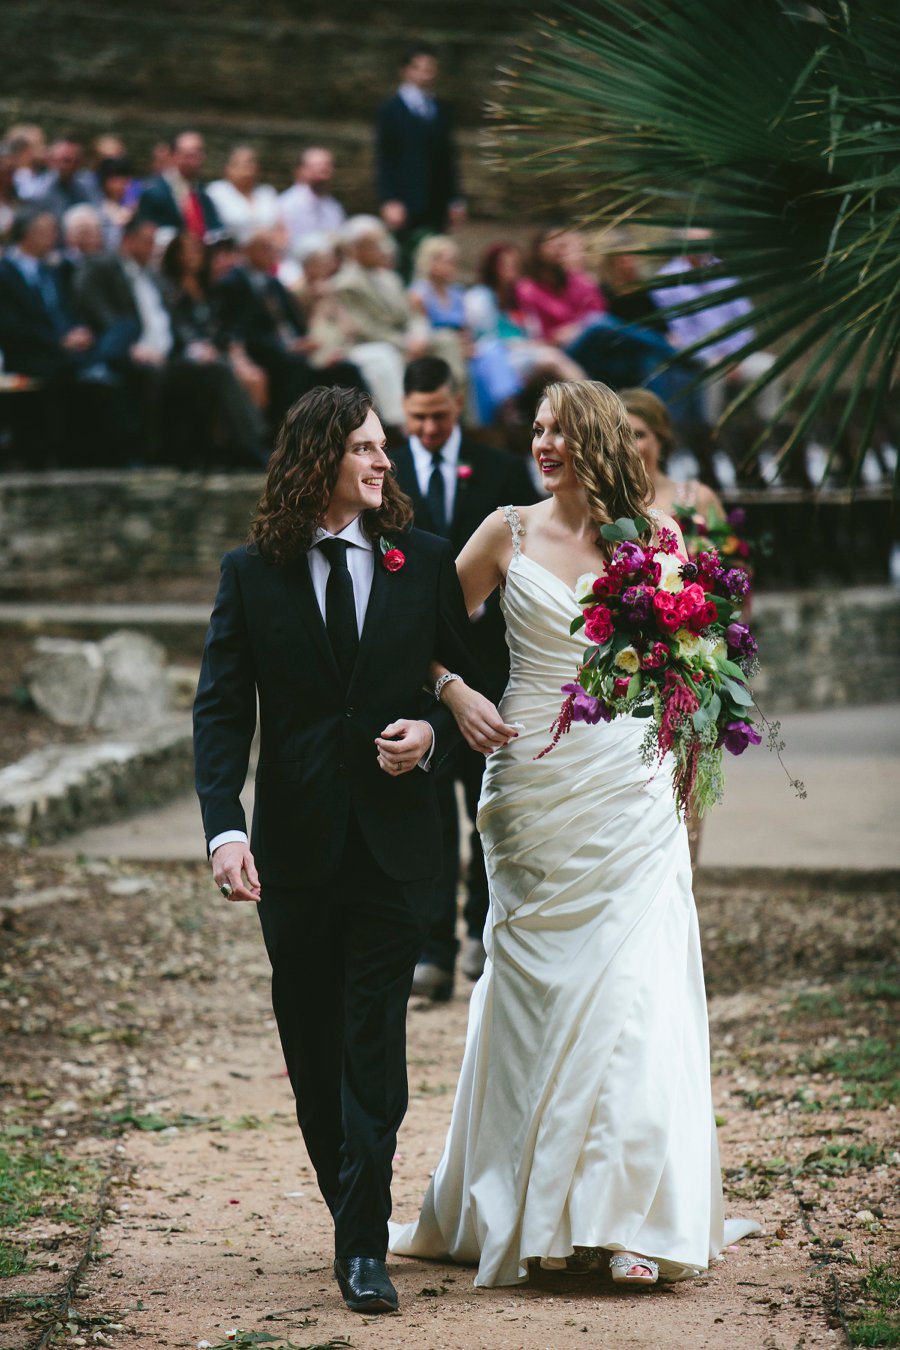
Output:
top-left (392, 443), bottom-right (435, 532)
top-left (280, 554), bottom-right (341, 682)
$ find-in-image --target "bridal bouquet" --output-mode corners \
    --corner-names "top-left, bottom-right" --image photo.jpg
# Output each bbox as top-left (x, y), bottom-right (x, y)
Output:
top-left (539, 517), bottom-right (761, 816)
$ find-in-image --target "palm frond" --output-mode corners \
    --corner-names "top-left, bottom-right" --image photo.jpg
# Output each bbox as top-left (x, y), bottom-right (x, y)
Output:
top-left (490, 0), bottom-right (900, 482)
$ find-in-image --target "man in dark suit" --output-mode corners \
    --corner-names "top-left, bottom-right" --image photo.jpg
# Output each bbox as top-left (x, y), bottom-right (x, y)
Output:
top-left (75, 217), bottom-right (263, 465)
top-left (375, 45), bottom-right (465, 275)
top-left (0, 208), bottom-right (100, 464)
top-left (215, 227), bottom-right (364, 426)
top-left (391, 357), bottom-right (539, 999)
top-left (137, 130), bottom-right (222, 238)
top-left (193, 386), bottom-right (500, 1314)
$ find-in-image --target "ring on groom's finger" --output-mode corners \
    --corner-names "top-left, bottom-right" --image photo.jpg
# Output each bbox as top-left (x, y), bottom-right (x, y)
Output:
top-left (219, 882), bottom-right (233, 898)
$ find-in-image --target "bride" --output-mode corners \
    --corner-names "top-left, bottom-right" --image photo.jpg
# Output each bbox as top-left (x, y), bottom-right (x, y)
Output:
top-left (389, 380), bottom-right (758, 1288)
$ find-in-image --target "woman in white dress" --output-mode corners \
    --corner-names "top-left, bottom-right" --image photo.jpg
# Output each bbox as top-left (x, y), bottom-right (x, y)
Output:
top-left (389, 380), bottom-right (758, 1288)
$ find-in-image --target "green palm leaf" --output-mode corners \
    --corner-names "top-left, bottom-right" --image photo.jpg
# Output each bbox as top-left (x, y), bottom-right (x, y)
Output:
top-left (491, 0), bottom-right (900, 483)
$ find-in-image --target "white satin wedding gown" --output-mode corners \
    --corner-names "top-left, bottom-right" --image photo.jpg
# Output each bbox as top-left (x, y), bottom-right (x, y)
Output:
top-left (390, 507), bottom-right (759, 1286)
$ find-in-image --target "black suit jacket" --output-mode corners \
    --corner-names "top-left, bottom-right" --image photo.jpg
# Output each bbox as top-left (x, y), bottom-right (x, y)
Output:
top-left (214, 266), bottom-right (306, 367)
top-left (193, 527), bottom-right (480, 887)
top-left (0, 257), bottom-right (75, 378)
top-left (73, 255), bottom-right (149, 361)
top-left (375, 94), bottom-right (460, 228)
top-left (391, 437), bottom-right (538, 689)
top-left (137, 175), bottom-right (222, 233)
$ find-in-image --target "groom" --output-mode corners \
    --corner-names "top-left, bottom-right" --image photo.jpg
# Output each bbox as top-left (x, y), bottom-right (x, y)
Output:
top-left (193, 386), bottom-right (480, 1314)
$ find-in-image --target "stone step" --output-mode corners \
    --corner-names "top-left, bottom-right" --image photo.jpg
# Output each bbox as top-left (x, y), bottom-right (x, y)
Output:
top-left (0, 714), bottom-right (194, 846)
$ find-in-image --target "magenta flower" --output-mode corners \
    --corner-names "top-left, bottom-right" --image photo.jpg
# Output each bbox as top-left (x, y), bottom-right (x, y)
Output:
top-left (721, 720), bottom-right (762, 755)
top-left (561, 682), bottom-right (611, 724)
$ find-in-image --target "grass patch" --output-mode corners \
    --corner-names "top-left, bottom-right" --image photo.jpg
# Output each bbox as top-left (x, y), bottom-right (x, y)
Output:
top-left (0, 1239), bottom-right (31, 1277)
top-left (800, 1038), bottom-right (900, 1107)
top-left (0, 1128), bottom-right (101, 1279)
top-left (848, 1263), bottom-right (900, 1347)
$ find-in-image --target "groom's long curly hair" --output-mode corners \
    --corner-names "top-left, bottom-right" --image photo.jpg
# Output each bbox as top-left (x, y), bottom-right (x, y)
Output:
top-left (249, 386), bottom-right (412, 563)
top-left (543, 380), bottom-right (654, 561)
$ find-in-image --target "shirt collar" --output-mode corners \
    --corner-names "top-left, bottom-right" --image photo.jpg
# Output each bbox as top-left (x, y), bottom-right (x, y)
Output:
top-left (313, 514), bottom-right (373, 550)
top-left (410, 422), bottom-right (462, 466)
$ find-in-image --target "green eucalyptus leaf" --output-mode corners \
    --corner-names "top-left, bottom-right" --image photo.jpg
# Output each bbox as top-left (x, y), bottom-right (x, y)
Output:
top-left (570, 613), bottom-right (587, 635)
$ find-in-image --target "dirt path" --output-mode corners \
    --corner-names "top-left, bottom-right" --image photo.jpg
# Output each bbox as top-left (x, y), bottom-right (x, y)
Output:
top-left (1, 853), bottom-right (897, 1350)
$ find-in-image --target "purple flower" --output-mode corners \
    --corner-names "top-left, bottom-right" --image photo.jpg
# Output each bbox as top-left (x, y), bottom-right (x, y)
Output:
top-left (621, 585), bottom-right (652, 621)
top-left (696, 549), bottom-right (724, 585)
top-left (721, 720), bottom-right (763, 755)
top-left (680, 561), bottom-right (699, 581)
top-left (561, 682), bottom-right (611, 724)
top-left (727, 507), bottom-right (747, 529)
top-left (610, 541), bottom-right (646, 577)
top-left (723, 567), bottom-right (751, 600)
top-left (726, 621), bottom-right (758, 660)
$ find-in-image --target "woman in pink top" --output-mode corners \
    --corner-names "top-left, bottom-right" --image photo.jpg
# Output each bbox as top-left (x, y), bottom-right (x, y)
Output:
top-left (517, 228), bottom-right (607, 345)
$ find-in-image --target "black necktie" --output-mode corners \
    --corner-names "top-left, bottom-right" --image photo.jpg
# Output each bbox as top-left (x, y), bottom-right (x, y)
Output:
top-left (318, 538), bottom-right (359, 685)
top-left (426, 450), bottom-right (448, 535)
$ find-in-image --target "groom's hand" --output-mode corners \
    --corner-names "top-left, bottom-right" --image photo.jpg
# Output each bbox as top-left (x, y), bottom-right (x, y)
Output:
top-left (375, 719), bottom-right (433, 776)
top-left (211, 842), bottom-right (261, 903)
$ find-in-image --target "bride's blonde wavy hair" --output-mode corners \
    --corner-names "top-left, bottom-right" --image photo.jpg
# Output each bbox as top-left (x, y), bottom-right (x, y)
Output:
top-left (542, 380), bottom-right (653, 560)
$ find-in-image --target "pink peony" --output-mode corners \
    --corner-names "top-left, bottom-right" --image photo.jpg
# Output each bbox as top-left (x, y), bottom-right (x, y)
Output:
top-left (584, 603), bottom-right (614, 645)
top-left (613, 677), bottom-right (631, 699)
top-left (642, 641), bottom-right (669, 669)
top-left (592, 575), bottom-right (620, 597)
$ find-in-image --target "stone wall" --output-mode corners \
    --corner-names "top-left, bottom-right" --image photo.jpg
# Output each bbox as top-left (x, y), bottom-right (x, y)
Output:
top-left (2, 471), bottom-right (899, 712)
top-left (0, 0), bottom-right (533, 216)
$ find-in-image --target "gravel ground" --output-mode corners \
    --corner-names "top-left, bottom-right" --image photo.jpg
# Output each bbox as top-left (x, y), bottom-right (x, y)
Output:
top-left (1, 852), bottom-right (897, 1350)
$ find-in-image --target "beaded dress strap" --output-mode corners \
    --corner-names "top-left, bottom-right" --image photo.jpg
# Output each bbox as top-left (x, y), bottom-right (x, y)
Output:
top-left (502, 504), bottom-right (524, 557)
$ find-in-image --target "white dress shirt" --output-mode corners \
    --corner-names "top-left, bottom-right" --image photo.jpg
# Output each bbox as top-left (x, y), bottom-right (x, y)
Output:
top-left (206, 179), bottom-right (280, 244)
top-left (278, 182), bottom-right (346, 251)
top-left (399, 83), bottom-right (437, 119)
top-left (209, 515), bottom-right (432, 856)
top-left (122, 259), bottom-right (173, 358)
top-left (409, 423), bottom-right (462, 523)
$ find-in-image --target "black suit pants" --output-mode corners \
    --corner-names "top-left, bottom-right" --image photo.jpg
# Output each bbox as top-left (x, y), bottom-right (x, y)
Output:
top-left (421, 746), bottom-right (490, 972)
top-left (256, 814), bottom-right (429, 1259)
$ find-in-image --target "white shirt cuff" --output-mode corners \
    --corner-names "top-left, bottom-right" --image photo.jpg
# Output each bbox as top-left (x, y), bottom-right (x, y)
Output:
top-left (209, 829), bottom-right (249, 855)
top-left (417, 723), bottom-right (436, 773)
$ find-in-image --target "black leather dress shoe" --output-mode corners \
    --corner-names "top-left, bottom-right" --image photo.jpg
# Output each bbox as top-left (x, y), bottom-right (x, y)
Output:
top-left (333, 1256), bottom-right (399, 1313)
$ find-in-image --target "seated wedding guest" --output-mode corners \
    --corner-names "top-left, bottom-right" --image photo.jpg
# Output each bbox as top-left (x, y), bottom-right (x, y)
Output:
top-left (409, 234), bottom-right (469, 386)
top-left (96, 155), bottom-right (135, 250)
top-left (621, 386), bottom-right (724, 520)
top-left (36, 139), bottom-right (101, 220)
top-left (597, 238), bottom-right (666, 331)
top-left (293, 233), bottom-right (406, 427)
top-left (75, 217), bottom-right (263, 466)
top-left (517, 226), bottom-right (606, 346)
top-left (90, 134), bottom-right (127, 168)
top-left (207, 145), bottom-right (280, 243)
top-left (160, 229), bottom-right (270, 438)
top-left (464, 241), bottom-right (585, 420)
top-left (0, 208), bottom-right (99, 464)
top-left (137, 130), bottom-right (222, 240)
top-left (332, 215), bottom-right (460, 389)
top-left (57, 204), bottom-right (106, 309)
top-left (216, 226), bottom-right (365, 424)
top-left (278, 146), bottom-right (346, 253)
top-left (652, 228), bottom-right (781, 425)
top-left (7, 124), bottom-right (50, 201)
top-left (0, 141), bottom-right (21, 242)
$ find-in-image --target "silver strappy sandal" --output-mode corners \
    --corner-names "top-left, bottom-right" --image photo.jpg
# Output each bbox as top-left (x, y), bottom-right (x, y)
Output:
top-left (609, 1252), bottom-right (659, 1286)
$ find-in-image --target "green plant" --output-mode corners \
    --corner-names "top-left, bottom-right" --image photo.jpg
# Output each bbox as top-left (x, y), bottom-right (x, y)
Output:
top-left (493, 0), bottom-right (900, 482)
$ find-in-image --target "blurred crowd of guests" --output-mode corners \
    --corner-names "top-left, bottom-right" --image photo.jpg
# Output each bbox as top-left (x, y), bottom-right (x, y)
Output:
top-left (1, 42), bottom-right (888, 486)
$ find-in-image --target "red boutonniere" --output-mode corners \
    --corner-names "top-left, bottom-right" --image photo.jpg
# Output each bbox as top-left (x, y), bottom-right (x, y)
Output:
top-left (457, 463), bottom-right (473, 482)
top-left (379, 537), bottom-right (406, 572)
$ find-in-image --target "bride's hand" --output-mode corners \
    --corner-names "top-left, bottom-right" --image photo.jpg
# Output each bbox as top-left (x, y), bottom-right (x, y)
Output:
top-left (441, 682), bottom-right (519, 755)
